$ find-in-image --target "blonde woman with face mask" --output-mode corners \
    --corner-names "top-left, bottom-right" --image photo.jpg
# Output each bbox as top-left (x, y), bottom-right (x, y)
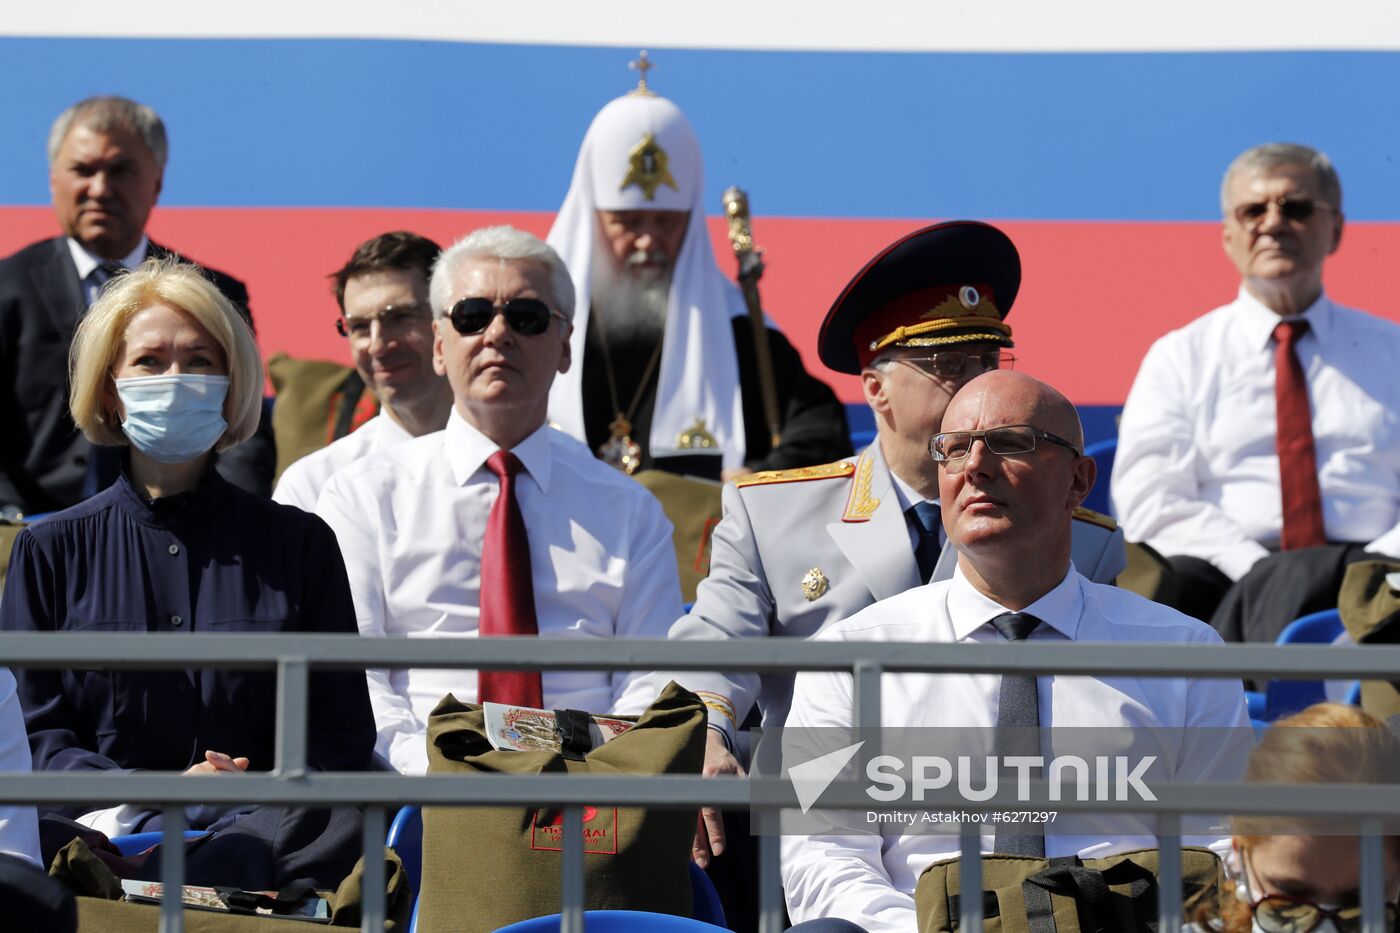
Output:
top-left (1191, 703), bottom-right (1400, 933)
top-left (0, 259), bottom-right (375, 890)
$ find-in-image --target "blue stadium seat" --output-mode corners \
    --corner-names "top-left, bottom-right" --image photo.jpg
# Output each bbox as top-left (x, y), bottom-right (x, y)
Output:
top-left (387, 805), bottom-right (423, 897)
top-left (687, 862), bottom-right (727, 927)
top-left (388, 806), bottom-right (727, 932)
top-left (493, 911), bottom-right (728, 932)
top-left (844, 403), bottom-right (875, 452)
top-left (1081, 438), bottom-right (1117, 517)
top-left (1264, 609), bottom-right (1343, 720)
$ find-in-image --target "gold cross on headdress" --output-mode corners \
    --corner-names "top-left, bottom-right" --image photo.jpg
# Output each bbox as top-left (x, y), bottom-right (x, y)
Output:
top-left (629, 49), bottom-right (656, 96)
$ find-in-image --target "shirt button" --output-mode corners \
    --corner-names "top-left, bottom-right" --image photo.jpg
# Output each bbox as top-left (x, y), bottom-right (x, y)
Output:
top-left (168, 544), bottom-right (179, 556)
top-left (170, 615), bottom-right (183, 627)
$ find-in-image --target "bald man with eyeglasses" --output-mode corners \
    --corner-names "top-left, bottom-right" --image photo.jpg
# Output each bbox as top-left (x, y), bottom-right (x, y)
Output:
top-left (624, 222), bottom-right (1127, 871)
top-left (780, 370), bottom-right (1248, 931)
top-left (1113, 142), bottom-right (1400, 646)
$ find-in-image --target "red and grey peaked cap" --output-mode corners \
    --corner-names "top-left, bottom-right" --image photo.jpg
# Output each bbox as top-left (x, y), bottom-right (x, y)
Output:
top-left (817, 221), bottom-right (1022, 375)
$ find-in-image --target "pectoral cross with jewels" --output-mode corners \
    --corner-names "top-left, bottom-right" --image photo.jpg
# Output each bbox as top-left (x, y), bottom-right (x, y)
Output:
top-left (629, 50), bottom-right (655, 96)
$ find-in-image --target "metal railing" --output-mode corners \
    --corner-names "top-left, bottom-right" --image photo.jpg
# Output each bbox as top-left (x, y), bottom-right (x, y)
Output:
top-left (0, 633), bottom-right (1398, 933)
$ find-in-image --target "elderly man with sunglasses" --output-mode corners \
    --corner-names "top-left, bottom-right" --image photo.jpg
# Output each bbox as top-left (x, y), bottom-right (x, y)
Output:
top-left (1113, 143), bottom-right (1400, 643)
top-left (315, 226), bottom-right (682, 774)
top-left (632, 222), bottom-right (1127, 870)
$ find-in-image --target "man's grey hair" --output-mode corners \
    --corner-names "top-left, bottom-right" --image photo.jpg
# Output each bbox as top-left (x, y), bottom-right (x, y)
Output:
top-left (1220, 143), bottom-right (1342, 215)
top-left (48, 96), bottom-right (169, 171)
top-left (429, 225), bottom-right (575, 323)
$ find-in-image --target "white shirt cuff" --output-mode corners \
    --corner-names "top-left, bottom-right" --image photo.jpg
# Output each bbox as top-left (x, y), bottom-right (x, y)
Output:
top-left (1215, 541), bottom-right (1271, 582)
top-left (1363, 530), bottom-right (1400, 561)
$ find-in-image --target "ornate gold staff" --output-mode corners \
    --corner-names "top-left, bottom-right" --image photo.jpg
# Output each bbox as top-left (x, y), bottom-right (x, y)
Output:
top-left (722, 186), bottom-right (782, 450)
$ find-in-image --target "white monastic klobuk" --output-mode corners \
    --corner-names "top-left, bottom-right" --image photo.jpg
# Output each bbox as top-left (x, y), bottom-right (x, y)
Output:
top-left (546, 90), bottom-right (750, 470)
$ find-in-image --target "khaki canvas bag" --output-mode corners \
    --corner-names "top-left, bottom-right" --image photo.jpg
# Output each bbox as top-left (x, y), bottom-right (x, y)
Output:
top-left (632, 470), bottom-right (724, 604)
top-left (1338, 559), bottom-right (1400, 719)
top-left (916, 847), bottom-right (1222, 933)
top-left (267, 354), bottom-right (378, 483)
top-left (49, 837), bottom-right (411, 931)
top-left (416, 682), bottom-right (705, 933)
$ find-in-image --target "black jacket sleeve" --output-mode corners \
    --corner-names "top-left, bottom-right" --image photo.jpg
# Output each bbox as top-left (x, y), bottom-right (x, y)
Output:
top-left (732, 321), bottom-right (853, 472)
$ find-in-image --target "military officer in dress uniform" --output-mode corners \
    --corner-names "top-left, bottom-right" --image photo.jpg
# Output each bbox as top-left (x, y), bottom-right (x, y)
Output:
top-left (617, 221), bottom-right (1127, 872)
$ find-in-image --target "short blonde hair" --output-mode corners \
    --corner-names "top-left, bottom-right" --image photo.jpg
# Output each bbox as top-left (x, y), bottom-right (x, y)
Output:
top-left (70, 258), bottom-right (263, 451)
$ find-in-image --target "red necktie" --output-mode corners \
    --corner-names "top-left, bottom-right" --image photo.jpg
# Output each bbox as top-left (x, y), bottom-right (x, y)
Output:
top-left (1273, 319), bottom-right (1327, 550)
top-left (478, 450), bottom-right (544, 707)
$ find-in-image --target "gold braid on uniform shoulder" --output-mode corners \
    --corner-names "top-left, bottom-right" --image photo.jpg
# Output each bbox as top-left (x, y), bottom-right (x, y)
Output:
top-left (732, 459), bottom-right (856, 488)
top-left (1072, 506), bottom-right (1117, 531)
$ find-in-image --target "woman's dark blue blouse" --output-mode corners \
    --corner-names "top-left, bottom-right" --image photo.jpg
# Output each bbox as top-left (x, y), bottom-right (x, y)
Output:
top-left (0, 469), bottom-right (375, 774)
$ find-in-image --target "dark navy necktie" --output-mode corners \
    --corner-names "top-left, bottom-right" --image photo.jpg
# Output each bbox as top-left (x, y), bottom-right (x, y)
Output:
top-left (85, 262), bottom-right (124, 309)
top-left (907, 501), bottom-right (942, 583)
top-left (990, 611), bottom-right (1045, 857)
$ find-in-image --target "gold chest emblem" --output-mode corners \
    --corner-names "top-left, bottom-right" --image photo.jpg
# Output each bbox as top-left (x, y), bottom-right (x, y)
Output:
top-left (801, 567), bottom-right (830, 602)
top-left (620, 132), bottom-right (678, 201)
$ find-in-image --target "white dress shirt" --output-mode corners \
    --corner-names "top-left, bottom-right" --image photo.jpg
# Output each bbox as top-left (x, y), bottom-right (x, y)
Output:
top-left (67, 235), bottom-right (147, 305)
top-left (780, 568), bottom-right (1251, 932)
top-left (316, 410), bottom-right (683, 774)
top-left (1112, 289), bottom-right (1400, 580)
top-left (0, 668), bottom-right (40, 866)
top-left (273, 413), bottom-right (412, 511)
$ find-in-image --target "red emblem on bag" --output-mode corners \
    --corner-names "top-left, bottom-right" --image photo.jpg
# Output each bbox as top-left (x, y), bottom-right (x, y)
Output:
top-left (530, 806), bottom-right (618, 855)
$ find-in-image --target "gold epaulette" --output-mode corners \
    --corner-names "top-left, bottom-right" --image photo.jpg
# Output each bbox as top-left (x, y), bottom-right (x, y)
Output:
top-left (1073, 506), bottom-right (1117, 531)
top-left (732, 460), bottom-right (855, 489)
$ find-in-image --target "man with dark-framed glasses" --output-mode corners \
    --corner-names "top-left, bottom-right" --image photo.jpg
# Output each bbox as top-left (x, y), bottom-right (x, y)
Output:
top-left (273, 231), bottom-right (451, 511)
top-left (1113, 142), bottom-right (1400, 642)
top-left (315, 226), bottom-right (682, 773)
top-left (781, 370), bottom-right (1248, 930)
top-left (929, 424), bottom-right (1082, 464)
top-left (628, 221), bottom-right (1126, 869)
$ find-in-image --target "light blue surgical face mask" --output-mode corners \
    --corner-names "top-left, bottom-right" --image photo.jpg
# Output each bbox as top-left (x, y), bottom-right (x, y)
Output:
top-left (115, 374), bottom-right (229, 464)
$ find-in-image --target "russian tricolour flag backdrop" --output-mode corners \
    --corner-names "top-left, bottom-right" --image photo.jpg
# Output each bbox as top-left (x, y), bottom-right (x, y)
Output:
top-left (3, 2), bottom-right (1398, 409)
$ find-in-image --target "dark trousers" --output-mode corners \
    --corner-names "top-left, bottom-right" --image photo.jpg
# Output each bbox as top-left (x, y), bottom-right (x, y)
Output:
top-left (138, 805), bottom-right (364, 891)
top-left (1208, 544), bottom-right (1375, 646)
top-left (1162, 545), bottom-right (1374, 641)
top-left (41, 805), bottom-right (364, 891)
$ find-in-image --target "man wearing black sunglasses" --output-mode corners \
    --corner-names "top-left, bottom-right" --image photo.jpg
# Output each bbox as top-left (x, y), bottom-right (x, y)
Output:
top-left (317, 225), bottom-right (683, 774)
top-left (1114, 143), bottom-right (1400, 645)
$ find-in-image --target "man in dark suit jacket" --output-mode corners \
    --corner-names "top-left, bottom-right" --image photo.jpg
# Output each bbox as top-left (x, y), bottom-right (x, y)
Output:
top-left (0, 96), bottom-right (273, 516)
